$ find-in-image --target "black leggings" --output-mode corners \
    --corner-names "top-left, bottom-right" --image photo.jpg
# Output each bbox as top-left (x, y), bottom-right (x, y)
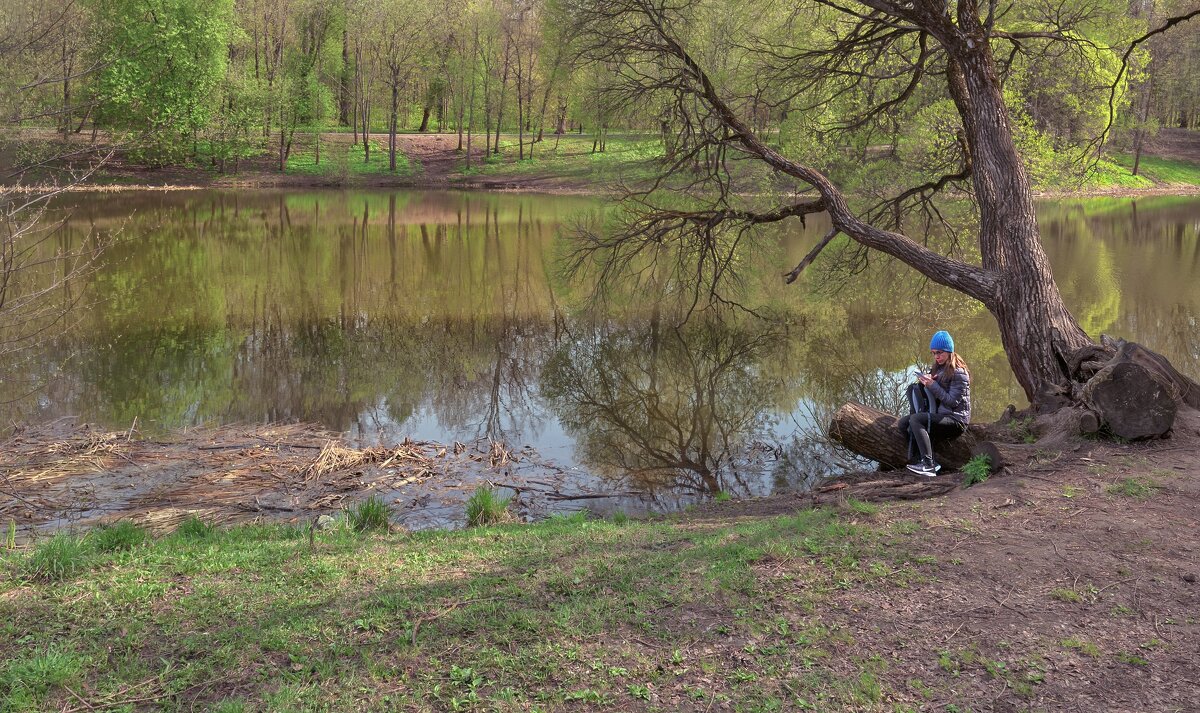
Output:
top-left (898, 412), bottom-right (966, 462)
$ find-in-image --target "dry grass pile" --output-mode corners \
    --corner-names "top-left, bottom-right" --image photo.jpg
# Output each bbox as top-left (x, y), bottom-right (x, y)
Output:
top-left (1, 422), bottom-right (450, 534)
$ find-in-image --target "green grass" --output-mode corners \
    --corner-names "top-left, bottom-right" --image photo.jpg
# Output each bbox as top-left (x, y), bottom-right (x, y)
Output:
top-left (467, 134), bottom-right (665, 184)
top-left (1105, 477), bottom-right (1160, 499)
top-left (285, 140), bottom-right (412, 177)
top-left (344, 496), bottom-right (391, 533)
top-left (1111, 154), bottom-right (1200, 185)
top-left (1060, 637), bottom-right (1101, 657)
top-left (89, 521), bottom-right (148, 553)
top-left (464, 487), bottom-right (512, 527)
top-left (0, 505), bottom-right (958, 711)
top-left (22, 532), bottom-right (89, 581)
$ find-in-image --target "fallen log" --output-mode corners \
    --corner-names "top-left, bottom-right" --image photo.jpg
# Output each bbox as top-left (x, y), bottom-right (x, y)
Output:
top-left (827, 402), bottom-right (982, 471)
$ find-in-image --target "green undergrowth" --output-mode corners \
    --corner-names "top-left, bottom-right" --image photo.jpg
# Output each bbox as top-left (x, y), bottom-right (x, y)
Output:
top-left (1110, 154), bottom-right (1200, 186)
top-left (286, 140), bottom-right (412, 178)
top-left (464, 134), bottom-right (664, 184)
top-left (0, 507), bottom-right (949, 711)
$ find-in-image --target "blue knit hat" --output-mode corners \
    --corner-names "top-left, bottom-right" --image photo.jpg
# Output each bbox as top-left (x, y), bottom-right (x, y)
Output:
top-left (929, 330), bottom-right (954, 353)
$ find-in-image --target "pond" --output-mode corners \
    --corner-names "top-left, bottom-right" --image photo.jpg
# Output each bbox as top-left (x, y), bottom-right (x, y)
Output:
top-left (2, 190), bottom-right (1198, 522)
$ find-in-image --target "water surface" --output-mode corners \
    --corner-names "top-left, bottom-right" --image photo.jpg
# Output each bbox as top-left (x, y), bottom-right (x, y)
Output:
top-left (4, 191), bottom-right (1198, 518)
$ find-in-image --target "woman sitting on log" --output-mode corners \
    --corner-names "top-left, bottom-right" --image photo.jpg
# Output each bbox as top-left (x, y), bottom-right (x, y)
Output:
top-left (899, 331), bottom-right (972, 476)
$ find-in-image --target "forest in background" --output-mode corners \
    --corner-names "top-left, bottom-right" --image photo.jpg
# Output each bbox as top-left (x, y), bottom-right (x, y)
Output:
top-left (1, 0), bottom-right (1197, 184)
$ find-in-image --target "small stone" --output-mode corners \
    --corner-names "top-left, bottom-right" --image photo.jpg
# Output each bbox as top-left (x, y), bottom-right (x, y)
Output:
top-left (315, 514), bottom-right (337, 530)
top-left (1183, 573), bottom-right (1197, 583)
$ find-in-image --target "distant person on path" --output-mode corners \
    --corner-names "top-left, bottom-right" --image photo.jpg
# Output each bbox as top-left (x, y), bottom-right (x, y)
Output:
top-left (898, 330), bottom-right (972, 476)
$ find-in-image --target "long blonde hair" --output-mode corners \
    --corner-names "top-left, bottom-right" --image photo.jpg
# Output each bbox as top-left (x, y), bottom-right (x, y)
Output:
top-left (935, 352), bottom-right (969, 387)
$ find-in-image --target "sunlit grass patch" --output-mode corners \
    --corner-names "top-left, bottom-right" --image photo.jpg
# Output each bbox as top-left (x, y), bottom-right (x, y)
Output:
top-left (22, 532), bottom-right (89, 581)
top-left (344, 496), bottom-right (390, 533)
top-left (0, 503), bottom-right (925, 710)
top-left (286, 140), bottom-right (411, 177)
top-left (465, 487), bottom-right (512, 527)
top-left (1111, 154), bottom-right (1200, 185)
top-left (89, 520), bottom-right (148, 553)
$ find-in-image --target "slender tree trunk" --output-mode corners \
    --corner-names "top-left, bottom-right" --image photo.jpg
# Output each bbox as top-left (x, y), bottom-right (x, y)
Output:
top-left (493, 47), bottom-right (511, 155)
top-left (340, 29), bottom-right (351, 126)
top-left (1132, 73), bottom-right (1155, 176)
top-left (389, 80), bottom-right (399, 172)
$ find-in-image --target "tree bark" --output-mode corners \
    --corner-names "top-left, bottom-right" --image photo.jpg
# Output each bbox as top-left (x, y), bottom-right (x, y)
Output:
top-left (827, 403), bottom-right (982, 471)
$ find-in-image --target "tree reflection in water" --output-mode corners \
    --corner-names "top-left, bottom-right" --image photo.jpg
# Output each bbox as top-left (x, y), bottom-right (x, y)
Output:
top-left (542, 315), bottom-right (798, 504)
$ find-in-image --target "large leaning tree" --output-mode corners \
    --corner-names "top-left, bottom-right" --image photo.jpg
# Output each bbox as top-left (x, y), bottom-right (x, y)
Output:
top-left (567, 0), bottom-right (1199, 409)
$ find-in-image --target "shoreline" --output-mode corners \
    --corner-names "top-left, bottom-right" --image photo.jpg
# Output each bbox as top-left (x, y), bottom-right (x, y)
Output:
top-left (5, 175), bottom-right (1199, 199)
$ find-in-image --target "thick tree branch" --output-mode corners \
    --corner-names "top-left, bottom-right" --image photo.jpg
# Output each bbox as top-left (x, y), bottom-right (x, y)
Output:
top-left (638, 5), bottom-right (998, 303)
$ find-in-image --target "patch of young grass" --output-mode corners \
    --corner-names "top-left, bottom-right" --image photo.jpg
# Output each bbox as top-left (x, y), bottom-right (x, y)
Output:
top-left (1115, 651), bottom-right (1149, 666)
top-left (286, 140), bottom-right (411, 177)
top-left (465, 487), bottom-right (512, 527)
top-left (1050, 587), bottom-right (1082, 603)
top-left (89, 521), bottom-right (148, 553)
top-left (961, 455), bottom-right (991, 487)
top-left (1106, 477), bottom-right (1160, 499)
top-left (1, 648), bottom-right (84, 702)
top-left (0, 506), bottom-right (935, 710)
top-left (23, 532), bottom-right (89, 581)
top-left (175, 516), bottom-right (214, 540)
top-left (344, 496), bottom-right (391, 533)
top-left (1060, 637), bottom-right (1101, 657)
top-left (844, 497), bottom-right (878, 515)
top-left (713, 491), bottom-right (733, 503)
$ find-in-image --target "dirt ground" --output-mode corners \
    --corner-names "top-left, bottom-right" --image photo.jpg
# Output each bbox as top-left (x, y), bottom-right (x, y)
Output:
top-left (697, 406), bottom-right (1200, 711)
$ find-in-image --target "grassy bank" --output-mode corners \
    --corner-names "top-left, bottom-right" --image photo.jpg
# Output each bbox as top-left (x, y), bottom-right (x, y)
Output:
top-left (1, 503), bottom-right (943, 712)
top-left (6, 432), bottom-right (1199, 713)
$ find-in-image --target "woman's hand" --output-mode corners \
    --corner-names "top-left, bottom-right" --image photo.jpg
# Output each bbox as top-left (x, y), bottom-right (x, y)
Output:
top-left (917, 373), bottom-right (934, 386)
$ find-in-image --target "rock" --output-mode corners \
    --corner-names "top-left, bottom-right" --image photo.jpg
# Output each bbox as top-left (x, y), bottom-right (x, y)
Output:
top-left (1183, 573), bottom-right (1197, 584)
top-left (315, 514), bottom-right (338, 530)
top-left (1081, 361), bottom-right (1177, 440)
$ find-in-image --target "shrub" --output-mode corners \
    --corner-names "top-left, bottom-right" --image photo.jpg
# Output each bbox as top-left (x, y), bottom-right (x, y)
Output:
top-left (23, 533), bottom-right (89, 581)
top-left (961, 455), bottom-right (992, 487)
top-left (345, 496), bottom-right (390, 533)
top-left (465, 488), bottom-right (512, 527)
top-left (90, 521), bottom-right (148, 553)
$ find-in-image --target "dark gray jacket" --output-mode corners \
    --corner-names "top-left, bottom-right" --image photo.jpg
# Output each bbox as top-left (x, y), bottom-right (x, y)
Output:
top-left (925, 366), bottom-right (971, 425)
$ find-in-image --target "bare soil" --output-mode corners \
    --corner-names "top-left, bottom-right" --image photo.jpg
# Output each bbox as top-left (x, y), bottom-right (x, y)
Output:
top-left (693, 407), bottom-right (1200, 711)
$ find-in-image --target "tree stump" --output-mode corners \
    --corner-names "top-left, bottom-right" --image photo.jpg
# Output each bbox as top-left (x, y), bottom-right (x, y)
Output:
top-left (1081, 361), bottom-right (1177, 440)
top-left (1106, 340), bottom-right (1200, 410)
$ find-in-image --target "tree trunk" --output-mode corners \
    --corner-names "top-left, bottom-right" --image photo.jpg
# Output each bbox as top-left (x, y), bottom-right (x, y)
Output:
top-left (339, 29), bottom-right (351, 126)
top-left (389, 81), bottom-right (399, 172)
top-left (944, 41), bottom-right (1094, 405)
